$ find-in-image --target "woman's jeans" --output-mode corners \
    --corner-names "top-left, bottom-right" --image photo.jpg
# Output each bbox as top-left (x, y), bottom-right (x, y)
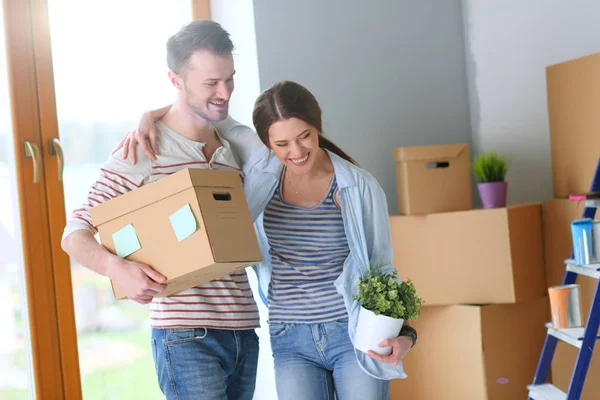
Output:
top-left (269, 319), bottom-right (390, 400)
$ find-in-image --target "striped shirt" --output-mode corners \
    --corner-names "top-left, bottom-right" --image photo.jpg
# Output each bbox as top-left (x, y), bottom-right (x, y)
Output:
top-left (62, 121), bottom-right (260, 330)
top-left (264, 172), bottom-right (349, 324)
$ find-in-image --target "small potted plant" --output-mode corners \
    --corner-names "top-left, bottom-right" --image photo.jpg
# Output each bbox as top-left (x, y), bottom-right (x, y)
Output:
top-left (472, 151), bottom-right (510, 209)
top-left (353, 267), bottom-right (424, 356)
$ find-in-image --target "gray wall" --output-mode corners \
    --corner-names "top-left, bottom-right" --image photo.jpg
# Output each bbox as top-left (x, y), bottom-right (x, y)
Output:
top-left (253, 0), bottom-right (472, 214)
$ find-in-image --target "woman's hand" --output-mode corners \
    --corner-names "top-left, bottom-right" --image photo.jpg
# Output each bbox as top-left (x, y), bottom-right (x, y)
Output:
top-left (367, 336), bottom-right (413, 366)
top-left (112, 105), bottom-right (171, 164)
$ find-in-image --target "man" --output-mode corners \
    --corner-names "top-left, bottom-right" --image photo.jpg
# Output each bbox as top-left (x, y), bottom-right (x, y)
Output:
top-left (62, 20), bottom-right (261, 400)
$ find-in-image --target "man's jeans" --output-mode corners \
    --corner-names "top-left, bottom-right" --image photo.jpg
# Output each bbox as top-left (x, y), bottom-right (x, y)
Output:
top-left (269, 319), bottom-right (390, 400)
top-left (151, 327), bottom-right (259, 400)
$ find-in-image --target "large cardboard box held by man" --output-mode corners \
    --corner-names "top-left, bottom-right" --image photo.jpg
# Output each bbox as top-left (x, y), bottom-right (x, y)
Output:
top-left (90, 168), bottom-right (262, 299)
top-left (393, 143), bottom-right (472, 215)
top-left (389, 297), bottom-right (549, 400)
top-left (543, 199), bottom-right (600, 399)
top-left (546, 52), bottom-right (600, 197)
top-left (390, 203), bottom-right (545, 305)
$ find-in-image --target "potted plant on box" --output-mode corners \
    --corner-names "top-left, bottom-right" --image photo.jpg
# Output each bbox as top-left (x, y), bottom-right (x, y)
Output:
top-left (472, 151), bottom-right (510, 209)
top-left (353, 267), bottom-right (424, 356)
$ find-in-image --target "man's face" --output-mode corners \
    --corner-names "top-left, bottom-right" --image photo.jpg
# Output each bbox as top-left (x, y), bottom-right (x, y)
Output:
top-left (177, 49), bottom-right (235, 123)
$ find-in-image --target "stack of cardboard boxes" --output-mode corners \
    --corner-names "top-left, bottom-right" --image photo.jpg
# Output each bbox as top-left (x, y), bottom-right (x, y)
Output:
top-left (388, 144), bottom-right (549, 399)
top-left (540, 52), bottom-right (600, 399)
top-left (388, 51), bottom-right (600, 399)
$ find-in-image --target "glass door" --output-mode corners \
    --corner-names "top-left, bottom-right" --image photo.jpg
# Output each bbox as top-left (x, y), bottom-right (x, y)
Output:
top-left (46, 1), bottom-right (192, 398)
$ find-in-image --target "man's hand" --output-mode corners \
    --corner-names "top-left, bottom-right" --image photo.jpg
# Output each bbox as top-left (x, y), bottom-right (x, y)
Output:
top-left (367, 336), bottom-right (413, 366)
top-left (106, 257), bottom-right (167, 304)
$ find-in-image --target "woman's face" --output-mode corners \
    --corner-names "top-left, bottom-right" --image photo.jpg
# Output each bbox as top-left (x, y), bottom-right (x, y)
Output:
top-left (268, 117), bottom-right (320, 175)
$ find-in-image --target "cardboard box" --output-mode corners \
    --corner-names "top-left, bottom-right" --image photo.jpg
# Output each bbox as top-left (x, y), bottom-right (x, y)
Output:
top-left (393, 143), bottom-right (472, 215)
top-left (389, 297), bottom-right (549, 400)
top-left (390, 203), bottom-right (545, 305)
top-left (546, 52), bottom-right (600, 198)
top-left (543, 199), bottom-right (600, 398)
top-left (90, 168), bottom-right (262, 298)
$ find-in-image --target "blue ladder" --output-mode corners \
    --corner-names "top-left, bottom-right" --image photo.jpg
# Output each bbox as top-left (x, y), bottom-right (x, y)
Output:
top-left (528, 157), bottom-right (600, 400)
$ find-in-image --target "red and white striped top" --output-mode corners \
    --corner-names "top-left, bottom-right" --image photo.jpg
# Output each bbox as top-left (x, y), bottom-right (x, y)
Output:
top-left (63, 121), bottom-right (260, 330)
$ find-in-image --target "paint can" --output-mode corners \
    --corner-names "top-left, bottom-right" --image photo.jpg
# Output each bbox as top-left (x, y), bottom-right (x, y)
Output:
top-left (571, 219), bottom-right (594, 265)
top-left (548, 284), bottom-right (582, 329)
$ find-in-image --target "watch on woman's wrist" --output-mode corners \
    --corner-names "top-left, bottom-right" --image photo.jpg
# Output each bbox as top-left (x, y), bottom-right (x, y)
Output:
top-left (399, 325), bottom-right (417, 348)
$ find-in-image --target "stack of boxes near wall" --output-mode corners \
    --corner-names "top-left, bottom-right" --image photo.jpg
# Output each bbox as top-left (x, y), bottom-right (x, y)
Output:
top-left (542, 52), bottom-right (600, 399)
top-left (387, 144), bottom-right (549, 400)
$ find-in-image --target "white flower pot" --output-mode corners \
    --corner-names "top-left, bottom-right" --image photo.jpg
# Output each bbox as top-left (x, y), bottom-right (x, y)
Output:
top-left (354, 306), bottom-right (404, 356)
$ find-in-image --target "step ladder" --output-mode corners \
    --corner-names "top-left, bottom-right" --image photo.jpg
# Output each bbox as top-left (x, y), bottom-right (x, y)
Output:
top-left (528, 158), bottom-right (600, 400)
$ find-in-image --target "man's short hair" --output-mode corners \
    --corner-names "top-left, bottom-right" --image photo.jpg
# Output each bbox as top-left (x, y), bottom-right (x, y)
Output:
top-left (167, 20), bottom-right (234, 74)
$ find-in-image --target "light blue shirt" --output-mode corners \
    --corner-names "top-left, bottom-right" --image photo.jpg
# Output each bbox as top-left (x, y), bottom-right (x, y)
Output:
top-left (241, 144), bottom-right (408, 381)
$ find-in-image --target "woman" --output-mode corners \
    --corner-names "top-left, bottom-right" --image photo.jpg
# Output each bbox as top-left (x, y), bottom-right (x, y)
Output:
top-left (123, 81), bottom-right (416, 399)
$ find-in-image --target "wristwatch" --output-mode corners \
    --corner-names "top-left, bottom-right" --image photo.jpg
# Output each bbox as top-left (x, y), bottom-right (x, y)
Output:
top-left (399, 325), bottom-right (417, 348)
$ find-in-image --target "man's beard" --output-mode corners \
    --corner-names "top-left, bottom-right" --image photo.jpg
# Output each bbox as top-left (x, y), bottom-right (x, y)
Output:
top-left (185, 86), bottom-right (228, 123)
top-left (189, 103), bottom-right (224, 123)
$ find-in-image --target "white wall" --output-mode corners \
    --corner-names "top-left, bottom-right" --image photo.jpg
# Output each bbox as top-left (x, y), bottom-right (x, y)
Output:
top-left (462, 0), bottom-right (600, 203)
top-left (253, 0), bottom-right (472, 214)
top-left (209, 0), bottom-right (261, 128)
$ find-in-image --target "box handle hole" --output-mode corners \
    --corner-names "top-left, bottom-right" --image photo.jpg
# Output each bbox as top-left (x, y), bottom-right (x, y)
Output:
top-left (213, 192), bottom-right (232, 201)
top-left (426, 161), bottom-right (450, 169)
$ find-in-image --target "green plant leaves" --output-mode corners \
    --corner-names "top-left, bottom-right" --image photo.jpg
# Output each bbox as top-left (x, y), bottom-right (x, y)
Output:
top-left (353, 268), bottom-right (424, 320)
top-left (471, 151), bottom-right (509, 183)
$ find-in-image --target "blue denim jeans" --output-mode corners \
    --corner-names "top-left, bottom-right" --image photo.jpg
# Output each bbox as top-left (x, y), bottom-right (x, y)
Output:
top-left (151, 327), bottom-right (259, 400)
top-left (269, 319), bottom-right (390, 400)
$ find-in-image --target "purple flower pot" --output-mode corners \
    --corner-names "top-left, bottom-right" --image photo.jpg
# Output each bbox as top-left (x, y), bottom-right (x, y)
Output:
top-left (477, 181), bottom-right (508, 209)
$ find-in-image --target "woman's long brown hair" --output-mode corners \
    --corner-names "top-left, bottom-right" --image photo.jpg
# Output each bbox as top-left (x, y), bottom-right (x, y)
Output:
top-left (252, 81), bottom-right (357, 165)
